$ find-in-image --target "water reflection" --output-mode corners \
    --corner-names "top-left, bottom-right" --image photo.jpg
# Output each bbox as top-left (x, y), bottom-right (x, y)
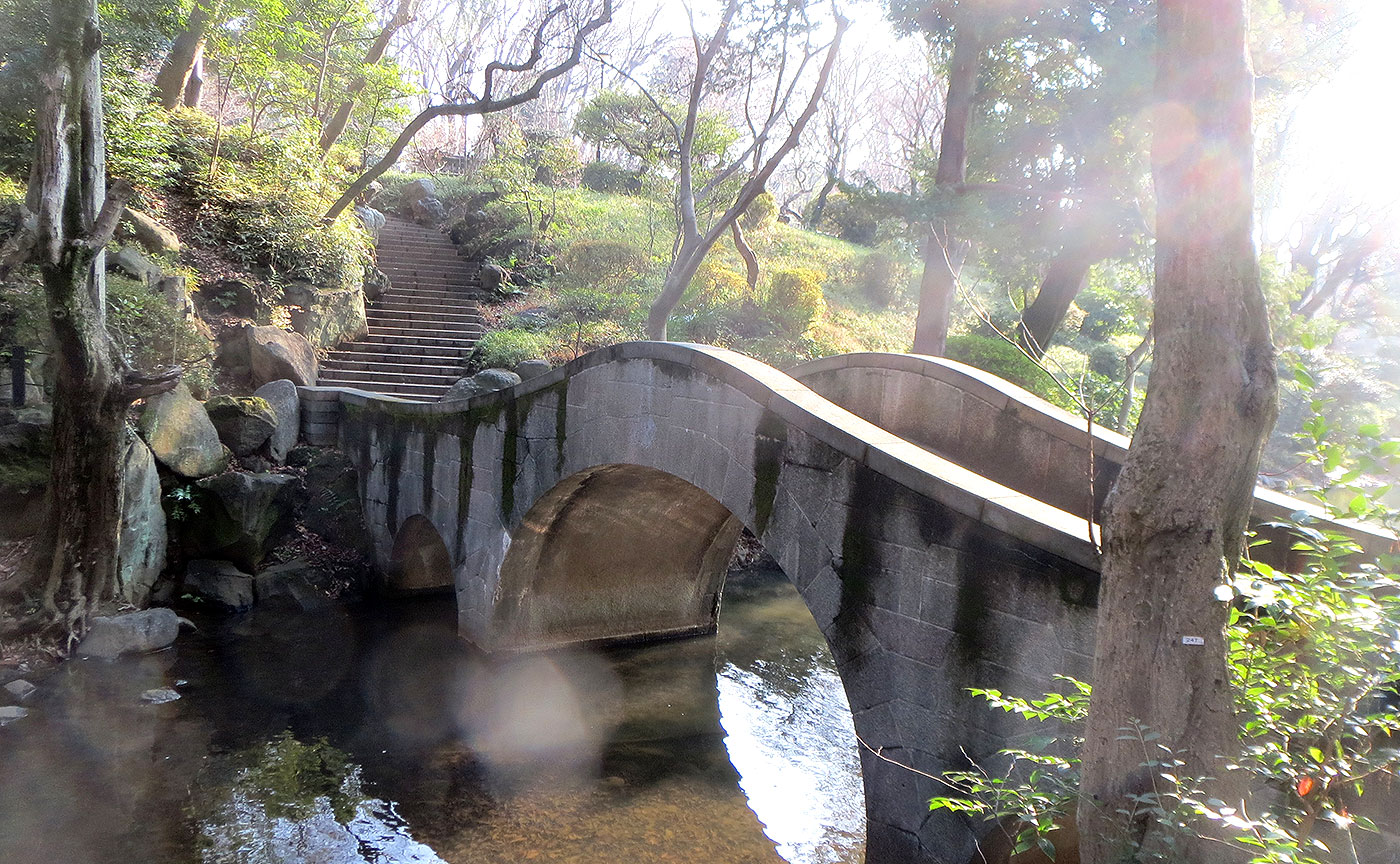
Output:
top-left (0, 563), bottom-right (864, 864)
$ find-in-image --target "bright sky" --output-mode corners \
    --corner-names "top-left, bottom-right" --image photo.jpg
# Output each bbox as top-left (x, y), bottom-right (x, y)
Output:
top-left (1272, 0), bottom-right (1400, 237)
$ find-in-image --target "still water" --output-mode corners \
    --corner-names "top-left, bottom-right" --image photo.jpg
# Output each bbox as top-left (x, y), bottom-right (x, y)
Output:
top-left (0, 564), bottom-right (865, 864)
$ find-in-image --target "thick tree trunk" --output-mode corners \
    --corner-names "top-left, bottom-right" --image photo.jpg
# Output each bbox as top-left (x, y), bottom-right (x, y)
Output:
top-left (1018, 246), bottom-right (1100, 358)
top-left (15, 0), bottom-right (175, 640)
top-left (911, 19), bottom-right (981, 355)
top-left (1078, 2), bottom-right (1277, 862)
top-left (318, 0), bottom-right (414, 153)
top-left (183, 47), bottom-right (204, 108)
top-left (731, 221), bottom-right (759, 291)
top-left (153, 0), bottom-right (218, 110)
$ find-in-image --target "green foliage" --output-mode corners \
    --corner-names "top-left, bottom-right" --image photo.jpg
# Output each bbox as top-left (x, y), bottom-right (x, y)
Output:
top-left (556, 240), bottom-right (653, 291)
top-left (765, 268), bottom-right (828, 335)
top-left (574, 89), bottom-right (737, 172)
top-left (471, 328), bottom-right (555, 370)
top-left (581, 160), bottom-right (641, 194)
top-left (172, 112), bottom-right (370, 290)
top-left (814, 188), bottom-right (881, 246)
top-left (740, 192), bottom-right (777, 233)
top-left (859, 245), bottom-right (914, 307)
top-left (928, 399), bottom-right (1400, 863)
top-left (102, 49), bottom-right (177, 194)
top-left (523, 131), bottom-right (583, 188)
top-left (946, 334), bottom-right (1074, 409)
top-left (688, 258), bottom-right (752, 308)
top-left (106, 275), bottom-right (215, 397)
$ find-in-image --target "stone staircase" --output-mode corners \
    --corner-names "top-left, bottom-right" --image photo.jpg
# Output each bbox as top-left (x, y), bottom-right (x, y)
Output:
top-left (317, 217), bottom-right (483, 400)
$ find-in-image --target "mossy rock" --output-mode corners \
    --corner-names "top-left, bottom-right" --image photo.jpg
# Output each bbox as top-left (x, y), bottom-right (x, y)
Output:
top-left (205, 395), bottom-right (277, 457)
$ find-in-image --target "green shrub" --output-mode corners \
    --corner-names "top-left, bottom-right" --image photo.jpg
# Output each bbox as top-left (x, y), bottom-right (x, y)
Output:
top-left (103, 50), bottom-right (176, 194)
top-left (581, 161), bottom-right (639, 194)
top-left (815, 189), bottom-right (879, 246)
top-left (945, 333), bottom-right (1071, 410)
top-left (471, 328), bottom-right (554, 370)
top-left (859, 246), bottom-right (912, 307)
top-left (107, 274), bottom-right (215, 398)
top-left (524, 131), bottom-right (583, 188)
top-left (764, 267), bottom-right (827, 334)
top-left (739, 191), bottom-right (777, 232)
top-left (688, 258), bottom-right (751, 308)
top-left (557, 239), bottom-right (652, 290)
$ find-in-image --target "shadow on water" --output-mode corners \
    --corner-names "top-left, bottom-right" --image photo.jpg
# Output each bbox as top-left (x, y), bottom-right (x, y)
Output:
top-left (0, 562), bottom-right (864, 864)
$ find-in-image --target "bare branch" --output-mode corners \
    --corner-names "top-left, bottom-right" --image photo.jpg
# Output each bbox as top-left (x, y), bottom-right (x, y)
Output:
top-left (80, 179), bottom-right (134, 252)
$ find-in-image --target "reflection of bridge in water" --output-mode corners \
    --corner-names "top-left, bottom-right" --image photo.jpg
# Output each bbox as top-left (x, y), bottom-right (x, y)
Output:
top-left (298, 342), bottom-right (1386, 864)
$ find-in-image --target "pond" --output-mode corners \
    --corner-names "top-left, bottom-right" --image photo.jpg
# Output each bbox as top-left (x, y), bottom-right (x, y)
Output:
top-left (0, 563), bottom-right (865, 864)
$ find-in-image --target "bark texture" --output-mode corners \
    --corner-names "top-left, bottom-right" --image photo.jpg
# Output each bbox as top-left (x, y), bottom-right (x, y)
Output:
top-left (911, 19), bottom-right (981, 356)
top-left (1078, 2), bottom-right (1278, 861)
top-left (153, 0), bottom-right (218, 110)
top-left (10, 0), bottom-right (179, 640)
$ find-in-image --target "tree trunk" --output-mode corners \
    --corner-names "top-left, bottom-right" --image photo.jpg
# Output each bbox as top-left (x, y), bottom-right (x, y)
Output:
top-left (153, 0), bottom-right (218, 110)
top-left (1018, 246), bottom-right (1099, 358)
top-left (809, 173), bottom-right (838, 226)
top-left (319, 0), bottom-right (414, 153)
top-left (731, 221), bottom-right (759, 291)
top-left (911, 19), bottom-right (981, 355)
top-left (16, 0), bottom-right (176, 641)
top-left (182, 46), bottom-right (205, 108)
top-left (1078, 2), bottom-right (1277, 862)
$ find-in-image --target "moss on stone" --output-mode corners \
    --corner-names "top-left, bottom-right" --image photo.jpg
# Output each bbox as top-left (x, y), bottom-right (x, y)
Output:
top-left (750, 409), bottom-right (786, 536)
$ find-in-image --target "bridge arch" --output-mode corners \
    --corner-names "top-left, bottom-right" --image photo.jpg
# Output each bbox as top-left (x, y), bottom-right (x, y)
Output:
top-left (387, 514), bottom-right (453, 593)
top-left (330, 341), bottom-right (1104, 864)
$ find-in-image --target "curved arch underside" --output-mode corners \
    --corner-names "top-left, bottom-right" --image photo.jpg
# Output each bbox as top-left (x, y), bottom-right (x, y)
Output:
top-left (494, 463), bottom-right (742, 650)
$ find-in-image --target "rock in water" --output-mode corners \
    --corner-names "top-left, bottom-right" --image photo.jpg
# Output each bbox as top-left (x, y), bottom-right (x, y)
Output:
top-left (137, 382), bottom-right (229, 478)
top-left (0, 706), bottom-right (28, 725)
top-left (253, 380), bottom-right (301, 463)
top-left (141, 688), bottom-right (181, 704)
top-left (3, 679), bottom-right (35, 701)
top-left (187, 473), bottom-right (298, 571)
top-left (246, 325), bottom-right (318, 387)
top-left (184, 559), bottom-right (256, 611)
top-left (204, 395), bottom-right (277, 456)
top-left (117, 436), bottom-right (167, 605)
top-left (77, 608), bottom-right (181, 660)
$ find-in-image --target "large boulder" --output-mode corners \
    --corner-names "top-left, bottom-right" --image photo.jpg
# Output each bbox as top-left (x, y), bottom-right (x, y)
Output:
top-left (117, 436), bottom-right (166, 605)
top-left (255, 559), bottom-right (332, 611)
top-left (108, 245), bottom-right (160, 286)
top-left (363, 266), bottom-right (392, 301)
top-left (77, 608), bottom-right (180, 660)
top-left (300, 449), bottom-right (369, 555)
top-left (253, 380), bottom-right (300, 463)
top-left (439, 367), bottom-right (520, 402)
top-left (481, 262), bottom-right (507, 296)
top-left (355, 205), bottom-right (387, 241)
top-left (183, 559), bottom-right (255, 612)
top-left (137, 382), bottom-right (229, 478)
top-left (120, 207), bottom-right (180, 255)
top-left (411, 195), bottom-right (447, 225)
top-left (285, 282), bottom-right (368, 350)
top-left (398, 177), bottom-right (436, 214)
top-left (186, 472), bottom-right (298, 571)
top-left (246, 326), bottom-right (318, 388)
top-left (514, 359), bottom-right (552, 381)
top-left (205, 395), bottom-right (277, 456)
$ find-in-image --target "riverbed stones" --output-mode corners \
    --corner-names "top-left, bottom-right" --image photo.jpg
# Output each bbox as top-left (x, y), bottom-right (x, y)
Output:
top-left (117, 436), bottom-right (166, 605)
top-left (77, 608), bottom-right (181, 660)
top-left (253, 380), bottom-right (300, 462)
top-left (514, 359), bottom-right (551, 380)
top-left (137, 382), bottom-right (229, 478)
top-left (188, 472), bottom-right (298, 571)
top-left (4, 679), bottom-right (35, 701)
top-left (0, 706), bottom-right (27, 725)
top-left (246, 325), bottom-right (318, 388)
top-left (255, 559), bottom-right (331, 611)
top-left (141, 688), bottom-right (181, 704)
top-left (184, 559), bottom-right (255, 611)
top-left (205, 395), bottom-right (277, 456)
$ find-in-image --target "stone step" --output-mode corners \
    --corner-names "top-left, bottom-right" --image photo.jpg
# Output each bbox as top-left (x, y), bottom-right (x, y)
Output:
top-left (313, 379), bottom-right (447, 400)
top-left (355, 331), bottom-right (480, 349)
top-left (367, 313), bottom-right (484, 331)
top-left (373, 289), bottom-right (479, 303)
top-left (318, 366), bottom-right (461, 387)
top-left (322, 354), bottom-right (464, 375)
top-left (369, 302), bottom-right (483, 319)
top-left (327, 348), bottom-right (471, 365)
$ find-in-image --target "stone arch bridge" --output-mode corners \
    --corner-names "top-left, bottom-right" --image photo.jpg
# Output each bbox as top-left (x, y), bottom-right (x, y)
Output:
top-left (297, 342), bottom-right (1385, 864)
